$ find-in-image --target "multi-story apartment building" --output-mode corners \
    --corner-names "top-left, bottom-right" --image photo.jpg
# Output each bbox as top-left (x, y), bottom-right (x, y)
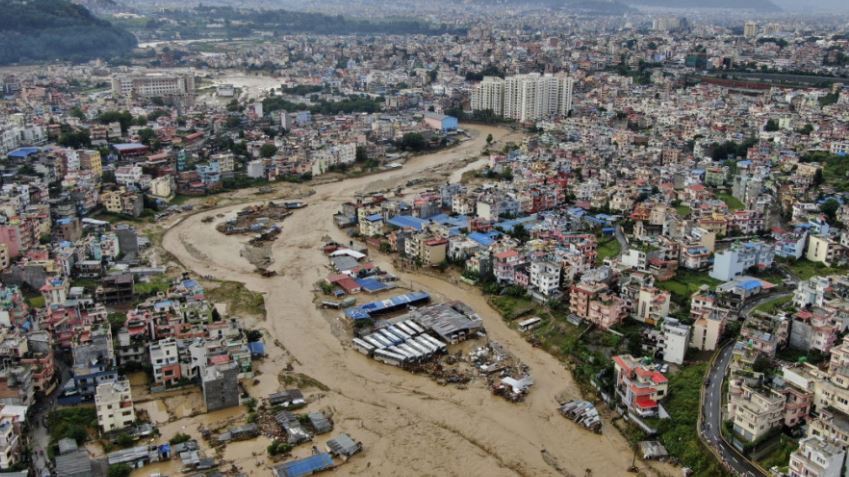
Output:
top-left (111, 73), bottom-right (195, 98)
top-left (806, 235), bottom-right (847, 268)
top-left (570, 281), bottom-right (625, 329)
top-left (728, 383), bottom-right (784, 443)
top-left (150, 338), bottom-right (181, 386)
top-left (529, 260), bottom-right (560, 298)
top-left (471, 73), bottom-right (573, 122)
top-left (788, 436), bottom-right (845, 477)
top-left (635, 286), bottom-right (671, 325)
top-left (470, 76), bottom-right (505, 116)
top-left (794, 276), bottom-right (832, 308)
top-left (790, 309), bottom-right (839, 354)
top-left (710, 240), bottom-right (775, 281)
top-left (612, 354), bottom-right (669, 418)
top-left (95, 379), bottom-right (136, 432)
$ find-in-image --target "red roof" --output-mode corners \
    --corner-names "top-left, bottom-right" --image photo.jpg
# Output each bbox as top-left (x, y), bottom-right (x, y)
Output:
top-left (635, 396), bottom-right (658, 409)
top-left (209, 355), bottom-right (230, 365)
top-left (328, 274), bottom-right (361, 293)
top-left (494, 249), bottom-right (518, 259)
top-left (630, 383), bottom-right (655, 396)
top-left (651, 372), bottom-right (668, 384)
top-left (613, 355), bottom-right (631, 372)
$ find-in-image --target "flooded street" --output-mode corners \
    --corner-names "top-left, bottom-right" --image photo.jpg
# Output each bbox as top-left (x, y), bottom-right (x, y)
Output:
top-left (162, 124), bottom-right (676, 477)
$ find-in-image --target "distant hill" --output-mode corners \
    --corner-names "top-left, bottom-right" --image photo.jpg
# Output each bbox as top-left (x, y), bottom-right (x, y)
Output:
top-left (0, 0), bottom-right (137, 65)
top-left (627, 0), bottom-right (780, 10)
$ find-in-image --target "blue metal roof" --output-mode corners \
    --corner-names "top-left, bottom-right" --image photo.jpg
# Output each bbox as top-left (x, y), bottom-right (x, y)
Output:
top-left (276, 453), bottom-right (334, 477)
top-left (430, 214), bottom-right (469, 228)
top-left (494, 214), bottom-right (537, 233)
top-left (365, 213), bottom-right (383, 222)
top-left (112, 143), bottom-right (146, 151)
top-left (344, 291), bottom-right (430, 320)
top-left (7, 147), bottom-right (39, 159)
top-left (740, 279), bottom-right (762, 290)
top-left (387, 215), bottom-right (428, 231)
top-left (248, 341), bottom-right (266, 356)
top-left (468, 231), bottom-right (496, 247)
top-left (356, 278), bottom-right (388, 293)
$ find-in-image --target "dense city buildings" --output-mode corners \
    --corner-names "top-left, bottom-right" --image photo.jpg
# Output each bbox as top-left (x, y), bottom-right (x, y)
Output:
top-left (1, 1), bottom-right (849, 476)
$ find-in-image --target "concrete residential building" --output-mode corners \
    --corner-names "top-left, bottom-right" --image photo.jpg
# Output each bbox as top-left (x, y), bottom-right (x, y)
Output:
top-left (635, 287), bottom-right (671, 325)
top-left (612, 354), bottom-right (669, 418)
top-left (470, 76), bottom-right (505, 116)
top-left (690, 314), bottom-right (724, 351)
top-left (529, 260), bottom-right (561, 298)
top-left (728, 383), bottom-right (785, 443)
top-left (202, 361), bottom-right (240, 411)
top-left (111, 73), bottom-right (195, 98)
top-left (150, 338), bottom-right (180, 386)
top-left (806, 235), bottom-right (847, 267)
top-left (471, 73), bottom-right (573, 122)
top-left (95, 379), bottom-right (136, 432)
top-left (709, 240), bottom-right (774, 281)
top-left (659, 318), bottom-right (691, 365)
top-left (788, 435), bottom-right (845, 477)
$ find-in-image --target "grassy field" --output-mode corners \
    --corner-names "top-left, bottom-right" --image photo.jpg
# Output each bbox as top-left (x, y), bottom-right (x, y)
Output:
top-left (207, 280), bottom-right (266, 318)
top-left (675, 205), bottom-right (691, 217)
top-left (134, 276), bottom-right (172, 296)
top-left (757, 435), bottom-right (797, 473)
top-left (489, 294), bottom-right (536, 320)
top-left (596, 237), bottom-right (622, 265)
top-left (716, 192), bottom-right (744, 211)
top-left (47, 407), bottom-right (97, 457)
top-left (780, 258), bottom-right (849, 281)
top-left (657, 270), bottom-right (722, 303)
top-left (755, 295), bottom-right (793, 314)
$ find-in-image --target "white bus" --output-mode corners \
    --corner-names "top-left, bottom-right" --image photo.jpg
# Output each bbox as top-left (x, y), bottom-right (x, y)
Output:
top-left (352, 338), bottom-right (375, 355)
top-left (374, 349), bottom-right (406, 366)
top-left (517, 317), bottom-right (544, 332)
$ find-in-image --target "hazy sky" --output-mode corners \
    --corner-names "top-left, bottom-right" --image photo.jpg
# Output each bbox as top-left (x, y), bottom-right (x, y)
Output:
top-left (772, 0), bottom-right (849, 12)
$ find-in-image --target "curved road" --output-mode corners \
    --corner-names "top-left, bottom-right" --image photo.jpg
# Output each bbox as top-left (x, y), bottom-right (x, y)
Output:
top-left (701, 290), bottom-right (793, 477)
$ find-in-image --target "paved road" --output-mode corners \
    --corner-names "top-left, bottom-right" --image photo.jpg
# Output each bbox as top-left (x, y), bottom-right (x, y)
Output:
top-left (30, 359), bottom-right (70, 477)
top-left (703, 344), bottom-right (765, 477)
top-left (701, 290), bottom-right (793, 477)
top-left (614, 225), bottom-right (628, 256)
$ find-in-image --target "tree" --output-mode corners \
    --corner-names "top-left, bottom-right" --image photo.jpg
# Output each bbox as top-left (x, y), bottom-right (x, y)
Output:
top-left (69, 106), bottom-right (86, 121)
top-left (799, 123), bottom-right (814, 135)
top-left (813, 168), bottom-right (824, 187)
top-left (486, 133), bottom-right (493, 145)
top-left (137, 128), bottom-right (157, 146)
top-left (398, 132), bottom-right (426, 152)
top-left (108, 312), bottom-right (126, 333)
top-left (820, 199), bottom-right (840, 224)
top-left (108, 464), bottom-right (132, 477)
top-left (260, 143), bottom-right (278, 158)
top-left (98, 110), bottom-right (133, 134)
top-left (752, 354), bottom-right (771, 374)
top-left (355, 146), bottom-right (368, 163)
top-left (169, 433), bottom-right (192, 445)
top-left (58, 129), bottom-right (91, 148)
top-left (510, 224), bottom-right (530, 243)
top-left (764, 119), bottom-right (779, 132)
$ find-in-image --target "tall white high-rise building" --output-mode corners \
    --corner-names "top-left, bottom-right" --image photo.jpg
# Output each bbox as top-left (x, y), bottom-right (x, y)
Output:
top-left (470, 76), bottom-right (505, 116)
top-left (744, 21), bottom-right (758, 38)
top-left (471, 73), bottom-right (573, 122)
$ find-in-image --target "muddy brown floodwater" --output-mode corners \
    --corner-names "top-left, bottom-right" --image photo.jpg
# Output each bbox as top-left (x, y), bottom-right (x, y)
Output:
top-left (162, 125), bottom-right (680, 477)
